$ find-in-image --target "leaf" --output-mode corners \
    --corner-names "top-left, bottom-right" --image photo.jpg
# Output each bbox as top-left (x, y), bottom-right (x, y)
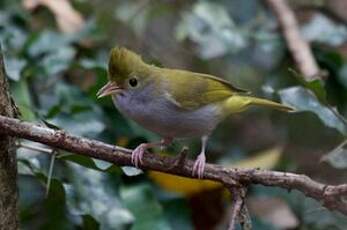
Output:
top-left (149, 147), bottom-right (282, 196)
top-left (300, 194), bottom-right (347, 229)
top-left (47, 111), bottom-right (105, 138)
top-left (121, 166), bottom-right (143, 176)
top-left (338, 64), bottom-right (347, 89)
top-left (321, 140), bottom-right (347, 169)
top-left (23, 0), bottom-right (85, 34)
top-left (301, 13), bottom-right (347, 46)
top-left (162, 199), bottom-right (193, 230)
top-left (28, 30), bottom-right (69, 57)
top-left (115, 1), bottom-right (153, 36)
top-left (279, 86), bottom-right (347, 135)
top-left (60, 154), bottom-right (120, 173)
top-left (120, 183), bottom-right (171, 230)
top-left (176, 1), bottom-right (247, 59)
top-left (81, 215), bottom-right (100, 230)
top-left (10, 80), bottom-right (36, 120)
top-left (3, 55), bottom-right (26, 81)
top-left (289, 68), bottom-right (327, 102)
top-left (42, 46), bottom-right (75, 75)
top-left (66, 163), bottom-right (134, 229)
top-left (248, 197), bottom-right (299, 229)
top-left (42, 178), bottom-right (74, 230)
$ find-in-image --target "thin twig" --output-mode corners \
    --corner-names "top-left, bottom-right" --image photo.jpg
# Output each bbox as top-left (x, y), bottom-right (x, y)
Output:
top-left (240, 205), bottom-right (252, 230)
top-left (264, 0), bottom-right (320, 80)
top-left (46, 150), bottom-right (57, 197)
top-left (17, 142), bottom-right (54, 154)
top-left (0, 115), bottom-right (347, 215)
top-left (228, 187), bottom-right (246, 230)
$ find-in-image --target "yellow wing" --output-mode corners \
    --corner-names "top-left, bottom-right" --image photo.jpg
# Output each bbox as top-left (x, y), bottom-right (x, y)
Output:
top-left (160, 69), bottom-right (249, 110)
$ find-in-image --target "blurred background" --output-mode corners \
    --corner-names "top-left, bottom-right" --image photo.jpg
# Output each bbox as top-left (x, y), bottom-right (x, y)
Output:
top-left (1, 0), bottom-right (347, 229)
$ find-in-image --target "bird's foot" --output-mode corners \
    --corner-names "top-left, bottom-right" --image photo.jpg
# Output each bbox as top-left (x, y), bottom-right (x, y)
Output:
top-left (131, 143), bottom-right (148, 168)
top-left (192, 152), bottom-right (206, 179)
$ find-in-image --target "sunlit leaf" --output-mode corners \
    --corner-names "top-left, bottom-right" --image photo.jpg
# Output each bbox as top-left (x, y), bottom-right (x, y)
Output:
top-left (3, 55), bottom-right (26, 81)
top-left (28, 31), bottom-right (69, 57)
top-left (279, 86), bottom-right (347, 135)
top-left (42, 46), bottom-right (75, 75)
top-left (114, 1), bottom-right (166, 36)
top-left (121, 166), bottom-right (143, 176)
top-left (48, 111), bottom-right (105, 137)
top-left (66, 163), bottom-right (133, 229)
top-left (176, 1), bottom-right (247, 59)
top-left (321, 140), bottom-right (347, 169)
top-left (301, 13), bottom-right (347, 46)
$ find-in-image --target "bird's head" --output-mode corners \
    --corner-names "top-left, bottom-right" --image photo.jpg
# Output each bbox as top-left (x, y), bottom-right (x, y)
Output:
top-left (97, 47), bottom-right (152, 98)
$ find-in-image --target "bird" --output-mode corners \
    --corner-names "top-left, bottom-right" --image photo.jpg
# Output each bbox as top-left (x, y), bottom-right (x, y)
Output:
top-left (97, 47), bottom-right (293, 178)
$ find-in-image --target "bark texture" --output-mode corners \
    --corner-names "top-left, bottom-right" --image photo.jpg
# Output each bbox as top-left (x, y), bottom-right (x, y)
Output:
top-left (0, 45), bottom-right (18, 229)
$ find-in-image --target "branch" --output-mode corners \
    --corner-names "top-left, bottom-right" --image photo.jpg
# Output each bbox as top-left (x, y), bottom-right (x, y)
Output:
top-left (228, 187), bottom-right (247, 230)
top-left (0, 115), bottom-right (347, 216)
top-left (0, 44), bottom-right (19, 229)
top-left (264, 0), bottom-right (321, 80)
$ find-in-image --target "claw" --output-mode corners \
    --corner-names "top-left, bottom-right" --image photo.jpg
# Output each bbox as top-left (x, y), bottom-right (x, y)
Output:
top-left (130, 138), bottom-right (173, 168)
top-left (192, 152), bottom-right (206, 179)
top-left (131, 144), bottom-right (147, 168)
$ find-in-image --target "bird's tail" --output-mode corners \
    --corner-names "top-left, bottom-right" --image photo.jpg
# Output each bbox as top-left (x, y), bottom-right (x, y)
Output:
top-left (224, 95), bottom-right (294, 114)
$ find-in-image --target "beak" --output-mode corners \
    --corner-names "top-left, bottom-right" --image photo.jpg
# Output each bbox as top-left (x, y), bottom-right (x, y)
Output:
top-left (97, 81), bottom-right (122, 99)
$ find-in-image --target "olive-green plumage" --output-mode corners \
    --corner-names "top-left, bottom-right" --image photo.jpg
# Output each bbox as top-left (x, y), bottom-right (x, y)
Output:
top-left (107, 47), bottom-right (293, 113)
top-left (99, 47), bottom-right (293, 178)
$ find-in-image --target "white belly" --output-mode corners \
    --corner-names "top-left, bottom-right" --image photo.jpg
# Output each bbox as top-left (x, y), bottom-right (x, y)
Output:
top-left (112, 92), bottom-right (222, 138)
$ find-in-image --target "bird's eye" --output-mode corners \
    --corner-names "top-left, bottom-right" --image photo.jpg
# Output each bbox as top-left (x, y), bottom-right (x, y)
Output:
top-left (128, 78), bottom-right (138, 87)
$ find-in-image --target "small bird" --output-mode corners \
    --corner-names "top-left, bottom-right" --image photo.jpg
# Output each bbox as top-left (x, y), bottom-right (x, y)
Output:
top-left (97, 47), bottom-right (293, 178)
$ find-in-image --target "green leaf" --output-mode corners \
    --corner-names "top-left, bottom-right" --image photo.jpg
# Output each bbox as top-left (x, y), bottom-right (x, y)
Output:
top-left (120, 183), bottom-right (171, 230)
top-left (42, 46), bottom-right (75, 75)
top-left (321, 140), bottom-right (347, 169)
top-left (60, 154), bottom-right (120, 173)
top-left (301, 13), bottom-right (347, 46)
top-left (10, 80), bottom-right (36, 120)
top-left (27, 31), bottom-right (69, 57)
top-left (288, 68), bottom-right (327, 102)
top-left (115, 1), bottom-right (164, 36)
top-left (42, 178), bottom-right (74, 230)
top-left (162, 199), bottom-right (193, 230)
top-left (81, 215), bottom-right (100, 230)
top-left (338, 64), bottom-right (347, 89)
top-left (279, 86), bottom-right (347, 135)
top-left (66, 163), bottom-right (133, 229)
top-left (47, 111), bottom-right (105, 138)
top-left (176, 1), bottom-right (247, 59)
top-left (3, 55), bottom-right (26, 81)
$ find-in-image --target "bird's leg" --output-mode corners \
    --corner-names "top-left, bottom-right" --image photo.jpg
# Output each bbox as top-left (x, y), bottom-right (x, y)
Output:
top-left (192, 136), bottom-right (208, 179)
top-left (132, 137), bottom-right (172, 168)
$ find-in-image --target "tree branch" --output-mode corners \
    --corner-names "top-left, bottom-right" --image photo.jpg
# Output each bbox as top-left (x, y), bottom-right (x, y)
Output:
top-left (264, 0), bottom-right (321, 80)
top-left (0, 115), bottom-right (347, 216)
top-left (0, 45), bottom-right (19, 229)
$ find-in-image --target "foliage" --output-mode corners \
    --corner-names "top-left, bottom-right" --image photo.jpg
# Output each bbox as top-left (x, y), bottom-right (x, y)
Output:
top-left (1, 0), bottom-right (347, 229)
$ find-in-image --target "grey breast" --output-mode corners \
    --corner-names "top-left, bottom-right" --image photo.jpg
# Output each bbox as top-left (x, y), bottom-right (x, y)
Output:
top-left (112, 84), bottom-right (222, 138)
